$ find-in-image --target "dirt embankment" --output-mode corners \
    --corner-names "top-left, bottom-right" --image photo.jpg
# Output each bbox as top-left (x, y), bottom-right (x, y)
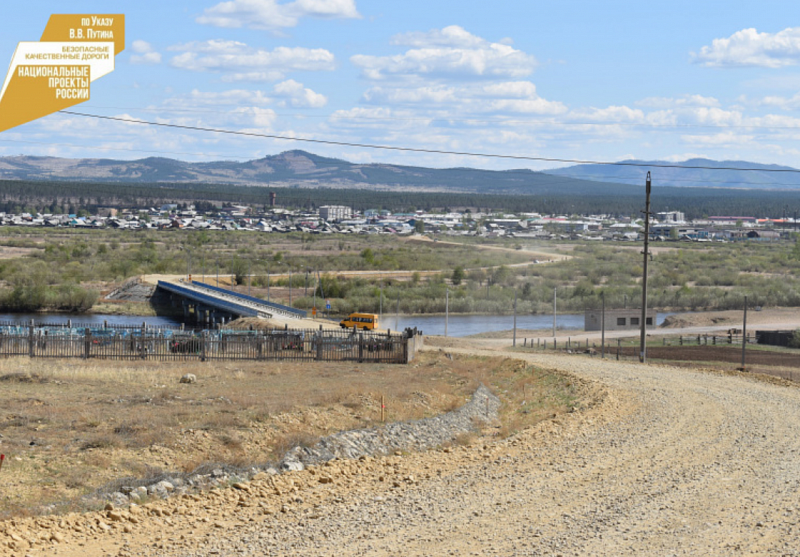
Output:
top-left (659, 307), bottom-right (800, 330)
top-left (4, 340), bottom-right (800, 555)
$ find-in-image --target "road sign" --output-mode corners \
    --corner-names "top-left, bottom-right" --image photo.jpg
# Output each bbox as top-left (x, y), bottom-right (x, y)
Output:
top-left (312, 307), bottom-right (317, 316)
top-left (326, 300), bottom-right (331, 310)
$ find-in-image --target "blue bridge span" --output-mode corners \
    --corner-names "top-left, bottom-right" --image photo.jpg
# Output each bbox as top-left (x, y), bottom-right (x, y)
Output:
top-left (157, 280), bottom-right (307, 325)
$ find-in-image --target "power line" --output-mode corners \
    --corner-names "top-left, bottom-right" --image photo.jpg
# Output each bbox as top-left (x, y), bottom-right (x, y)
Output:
top-left (77, 104), bottom-right (800, 130)
top-left (58, 110), bottom-right (800, 175)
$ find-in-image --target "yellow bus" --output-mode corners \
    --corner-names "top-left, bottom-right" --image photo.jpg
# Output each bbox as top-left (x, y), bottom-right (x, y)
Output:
top-left (340, 313), bottom-right (379, 330)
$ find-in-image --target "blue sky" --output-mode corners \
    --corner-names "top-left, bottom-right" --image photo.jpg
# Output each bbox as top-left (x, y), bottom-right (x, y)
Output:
top-left (2, 0), bottom-right (800, 173)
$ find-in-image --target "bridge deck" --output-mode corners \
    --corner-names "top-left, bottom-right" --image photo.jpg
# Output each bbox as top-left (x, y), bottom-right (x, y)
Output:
top-left (191, 281), bottom-right (307, 319)
top-left (158, 280), bottom-right (276, 319)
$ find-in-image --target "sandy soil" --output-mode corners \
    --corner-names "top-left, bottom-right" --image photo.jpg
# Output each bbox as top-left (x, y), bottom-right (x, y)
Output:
top-left (0, 246), bottom-right (41, 259)
top-left (659, 307), bottom-right (800, 329)
top-left (3, 334), bottom-right (800, 555)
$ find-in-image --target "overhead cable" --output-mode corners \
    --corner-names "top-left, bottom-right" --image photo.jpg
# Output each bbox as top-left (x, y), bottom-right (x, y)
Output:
top-left (59, 110), bottom-right (800, 175)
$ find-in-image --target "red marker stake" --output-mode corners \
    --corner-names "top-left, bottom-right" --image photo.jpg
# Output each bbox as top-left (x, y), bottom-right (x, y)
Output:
top-left (0, 454), bottom-right (5, 472)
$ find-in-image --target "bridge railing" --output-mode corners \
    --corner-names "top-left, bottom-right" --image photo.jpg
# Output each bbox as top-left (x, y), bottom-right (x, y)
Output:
top-left (191, 281), bottom-right (307, 318)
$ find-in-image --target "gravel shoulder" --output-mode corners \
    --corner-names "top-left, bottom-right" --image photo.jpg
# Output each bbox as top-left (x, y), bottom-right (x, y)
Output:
top-left (7, 342), bottom-right (800, 556)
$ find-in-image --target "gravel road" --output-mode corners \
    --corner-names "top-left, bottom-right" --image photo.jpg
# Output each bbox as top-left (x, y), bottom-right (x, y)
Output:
top-left (16, 348), bottom-right (800, 556)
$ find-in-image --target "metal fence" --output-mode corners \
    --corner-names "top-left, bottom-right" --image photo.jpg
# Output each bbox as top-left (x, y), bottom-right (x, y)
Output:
top-left (0, 324), bottom-right (413, 364)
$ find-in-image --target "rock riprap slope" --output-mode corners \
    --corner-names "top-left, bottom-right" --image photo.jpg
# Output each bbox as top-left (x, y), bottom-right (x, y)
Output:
top-left (5, 349), bottom-right (800, 556)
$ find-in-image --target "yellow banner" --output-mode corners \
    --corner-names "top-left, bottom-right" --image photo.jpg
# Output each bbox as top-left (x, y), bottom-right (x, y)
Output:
top-left (0, 14), bottom-right (124, 133)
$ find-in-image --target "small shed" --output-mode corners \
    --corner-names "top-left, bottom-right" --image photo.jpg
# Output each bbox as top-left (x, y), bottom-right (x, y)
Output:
top-left (585, 308), bottom-right (658, 332)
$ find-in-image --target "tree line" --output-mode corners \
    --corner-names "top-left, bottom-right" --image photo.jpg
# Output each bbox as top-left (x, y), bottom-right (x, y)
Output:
top-left (2, 178), bottom-right (800, 219)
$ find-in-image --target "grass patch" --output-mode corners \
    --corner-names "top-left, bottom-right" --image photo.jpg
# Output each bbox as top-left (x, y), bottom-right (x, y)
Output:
top-left (0, 352), bottom-right (585, 518)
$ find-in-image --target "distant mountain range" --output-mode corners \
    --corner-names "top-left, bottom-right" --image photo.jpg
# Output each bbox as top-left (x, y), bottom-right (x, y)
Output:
top-left (0, 150), bottom-right (797, 193)
top-left (545, 158), bottom-right (800, 190)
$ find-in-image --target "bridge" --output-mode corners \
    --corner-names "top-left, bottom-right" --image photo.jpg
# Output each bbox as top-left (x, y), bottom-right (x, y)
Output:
top-left (157, 280), bottom-right (307, 325)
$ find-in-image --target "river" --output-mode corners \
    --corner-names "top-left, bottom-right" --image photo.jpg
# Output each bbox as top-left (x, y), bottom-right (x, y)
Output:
top-left (0, 311), bottom-right (680, 337)
top-left (0, 313), bottom-right (183, 328)
top-left (386, 312), bottom-right (679, 337)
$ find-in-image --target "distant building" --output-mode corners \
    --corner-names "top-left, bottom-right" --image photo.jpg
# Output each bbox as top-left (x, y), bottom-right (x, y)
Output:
top-left (319, 205), bottom-right (353, 221)
top-left (656, 211), bottom-right (685, 223)
top-left (585, 308), bottom-right (657, 331)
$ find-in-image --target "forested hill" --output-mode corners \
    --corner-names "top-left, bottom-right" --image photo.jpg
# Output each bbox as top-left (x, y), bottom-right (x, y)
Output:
top-left (544, 158), bottom-right (800, 190)
top-left (0, 150), bottom-right (643, 195)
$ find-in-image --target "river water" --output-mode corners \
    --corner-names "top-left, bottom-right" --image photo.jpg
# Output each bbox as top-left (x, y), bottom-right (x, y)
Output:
top-left (0, 311), bottom-right (679, 337)
top-left (384, 312), bottom-right (678, 337)
top-left (0, 313), bottom-right (182, 328)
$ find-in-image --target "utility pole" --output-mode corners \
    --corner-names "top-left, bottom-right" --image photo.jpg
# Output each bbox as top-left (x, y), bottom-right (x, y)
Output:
top-left (601, 291), bottom-right (605, 358)
top-left (741, 295), bottom-right (748, 371)
top-left (289, 267), bottom-right (293, 306)
top-left (640, 171), bottom-right (652, 363)
top-left (445, 288), bottom-right (449, 337)
top-left (216, 259), bottom-right (219, 287)
top-left (396, 296), bottom-right (400, 331)
top-left (379, 283), bottom-right (383, 322)
top-left (513, 288), bottom-right (517, 347)
top-left (248, 259), bottom-right (251, 296)
top-left (552, 287), bottom-right (557, 337)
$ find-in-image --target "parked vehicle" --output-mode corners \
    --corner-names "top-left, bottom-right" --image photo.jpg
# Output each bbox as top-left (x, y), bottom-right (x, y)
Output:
top-left (340, 313), bottom-right (379, 330)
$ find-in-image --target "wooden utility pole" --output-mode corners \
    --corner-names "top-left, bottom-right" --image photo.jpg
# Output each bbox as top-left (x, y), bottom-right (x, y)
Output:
top-left (513, 288), bottom-right (517, 347)
top-left (741, 295), bottom-right (748, 371)
top-left (601, 291), bottom-right (605, 359)
top-left (640, 172), bottom-right (652, 363)
top-left (445, 288), bottom-right (449, 337)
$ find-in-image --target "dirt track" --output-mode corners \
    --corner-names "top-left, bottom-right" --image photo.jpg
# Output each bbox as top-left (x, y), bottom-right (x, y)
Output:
top-left (619, 344), bottom-right (800, 367)
top-left (9, 343), bottom-right (800, 556)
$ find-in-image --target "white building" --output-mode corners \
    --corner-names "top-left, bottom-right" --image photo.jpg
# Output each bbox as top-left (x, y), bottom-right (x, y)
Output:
top-left (656, 211), bottom-right (686, 223)
top-left (319, 205), bottom-right (353, 221)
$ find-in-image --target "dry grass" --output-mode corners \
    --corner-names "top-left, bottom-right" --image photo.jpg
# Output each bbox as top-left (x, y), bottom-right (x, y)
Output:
top-left (0, 352), bottom-right (585, 518)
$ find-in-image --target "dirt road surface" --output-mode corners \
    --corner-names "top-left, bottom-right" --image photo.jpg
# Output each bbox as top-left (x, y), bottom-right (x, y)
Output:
top-left (10, 343), bottom-right (800, 556)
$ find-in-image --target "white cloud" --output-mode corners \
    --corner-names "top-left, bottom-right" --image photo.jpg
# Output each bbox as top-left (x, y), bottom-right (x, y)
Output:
top-left (486, 98), bottom-right (566, 114)
top-left (756, 93), bottom-right (800, 110)
top-left (229, 106), bottom-right (278, 128)
top-left (197, 0), bottom-right (360, 31)
top-left (637, 95), bottom-right (720, 109)
top-left (130, 40), bottom-right (162, 65)
top-left (692, 27), bottom-right (800, 68)
top-left (272, 79), bottom-right (328, 107)
top-left (164, 89), bottom-right (274, 107)
top-left (691, 107), bottom-right (743, 126)
top-left (569, 106), bottom-right (645, 123)
top-left (361, 81), bottom-right (566, 115)
top-left (169, 40), bottom-right (335, 81)
top-left (392, 25), bottom-right (488, 49)
top-left (479, 81), bottom-right (539, 98)
top-left (663, 153), bottom-right (712, 162)
top-left (682, 131), bottom-right (755, 146)
top-left (351, 26), bottom-right (537, 80)
top-left (363, 85), bottom-right (457, 104)
top-left (157, 83), bottom-right (326, 116)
